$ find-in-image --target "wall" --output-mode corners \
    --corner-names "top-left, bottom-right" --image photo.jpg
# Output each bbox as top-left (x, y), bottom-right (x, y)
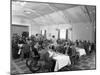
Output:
top-left (30, 21), bottom-right (41, 36)
top-left (12, 17), bottom-right (95, 42)
top-left (11, 25), bottom-right (29, 36)
top-left (12, 16), bottom-right (31, 35)
top-left (72, 22), bottom-right (94, 42)
top-left (40, 24), bottom-right (72, 39)
top-left (12, 16), bottom-right (41, 36)
top-left (12, 16), bottom-right (30, 26)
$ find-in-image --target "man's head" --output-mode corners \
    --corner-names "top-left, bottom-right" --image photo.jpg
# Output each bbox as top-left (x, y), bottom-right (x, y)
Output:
top-left (52, 35), bottom-right (55, 38)
top-left (36, 34), bottom-right (38, 36)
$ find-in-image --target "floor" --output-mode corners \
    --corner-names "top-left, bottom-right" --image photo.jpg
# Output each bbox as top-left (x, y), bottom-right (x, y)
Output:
top-left (11, 51), bottom-right (96, 74)
top-left (58, 51), bottom-right (96, 71)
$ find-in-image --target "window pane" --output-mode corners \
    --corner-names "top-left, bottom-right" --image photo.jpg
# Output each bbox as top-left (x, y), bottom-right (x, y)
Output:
top-left (60, 29), bottom-right (66, 39)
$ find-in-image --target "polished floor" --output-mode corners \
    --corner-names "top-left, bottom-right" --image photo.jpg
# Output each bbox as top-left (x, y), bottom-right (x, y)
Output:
top-left (11, 51), bottom-right (96, 74)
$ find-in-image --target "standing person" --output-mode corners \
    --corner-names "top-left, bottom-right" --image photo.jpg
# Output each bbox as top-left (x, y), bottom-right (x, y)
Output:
top-left (68, 43), bottom-right (78, 65)
top-left (18, 37), bottom-right (25, 59)
top-left (31, 42), bottom-right (40, 60)
top-left (75, 40), bottom-right (79, 47)
top-left (20, 38), bottom-right (31, 60)
top-left (64, 43), bottom-right (70, 55)
top-left (51, 35), bottom-right (57, 44)
top-left (51, 35), bottom-right (57, 50)
top-left (35, 34), bottom-right (39, 42)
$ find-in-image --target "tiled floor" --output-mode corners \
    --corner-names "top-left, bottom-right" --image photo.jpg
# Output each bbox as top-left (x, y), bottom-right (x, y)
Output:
top-left (11, 51), bottom-right (96, 74)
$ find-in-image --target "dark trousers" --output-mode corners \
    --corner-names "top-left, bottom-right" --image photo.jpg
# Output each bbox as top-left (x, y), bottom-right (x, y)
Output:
top-left (51, 59), bottom-right (56, 72)
top-left (70, 55), bottom-right (79, 65)
top-left (21, 51), bottom-right (30, 59)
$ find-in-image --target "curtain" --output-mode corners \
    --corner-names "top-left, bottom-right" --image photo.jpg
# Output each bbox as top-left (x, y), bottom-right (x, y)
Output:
top-left (44, 30), bottom-right (47, 38)
top-left (58, 30), bottom-right (60, 40)
top-left (66, 29), bottom-right (68, 40)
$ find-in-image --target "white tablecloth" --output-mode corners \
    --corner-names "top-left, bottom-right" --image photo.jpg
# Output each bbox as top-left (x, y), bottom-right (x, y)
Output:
top-left (48, 50), bottom-right (71, 71)
top-left (18, 44), bottom-right (23, 54)
top-left (50, 43), bottom-right (58, 48)
top-left (76, 47), bottom-right (86, 56)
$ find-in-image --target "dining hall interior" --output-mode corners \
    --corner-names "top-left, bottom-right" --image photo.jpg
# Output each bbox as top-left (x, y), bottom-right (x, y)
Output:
top-left (11, 0), bottom-right (96, 74)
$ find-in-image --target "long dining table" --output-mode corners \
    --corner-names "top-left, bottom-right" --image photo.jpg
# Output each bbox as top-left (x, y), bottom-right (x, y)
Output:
top-left (75, 47), bottom-right (86, 57)
top-left (48, 50), bottom-right (71, 71)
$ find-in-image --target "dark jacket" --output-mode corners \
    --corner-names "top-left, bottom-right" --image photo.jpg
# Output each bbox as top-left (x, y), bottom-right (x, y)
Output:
top-left (22, 44), bottom-right (30, 53)
top-left (67, 46), bottom-right (76, 57)
top-left (31, 47), bottom-right (40, 61)
top-left (12, 42), bottom-right (19, 59)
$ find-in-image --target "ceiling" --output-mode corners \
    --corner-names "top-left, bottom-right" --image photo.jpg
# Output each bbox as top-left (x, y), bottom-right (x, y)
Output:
top-left (12, 0), bottom-right (96, 25)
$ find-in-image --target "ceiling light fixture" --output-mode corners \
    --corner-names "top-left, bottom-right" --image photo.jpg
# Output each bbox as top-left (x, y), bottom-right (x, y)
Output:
top-left (20, 2), bottom-right (26, 6)
top-left (24, 10), bottom-right (31, 14)
top-left (16, 1), bottom-right (26, 6)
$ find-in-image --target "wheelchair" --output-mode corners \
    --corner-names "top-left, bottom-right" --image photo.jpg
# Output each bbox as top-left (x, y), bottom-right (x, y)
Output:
top-left (26, 55), bottom-right (41, 73)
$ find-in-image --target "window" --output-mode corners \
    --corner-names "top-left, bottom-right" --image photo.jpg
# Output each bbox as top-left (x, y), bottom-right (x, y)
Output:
top-left (60, 29), bottom-right (66, 39)
top-left (41, 30), bottom-right (45, 35)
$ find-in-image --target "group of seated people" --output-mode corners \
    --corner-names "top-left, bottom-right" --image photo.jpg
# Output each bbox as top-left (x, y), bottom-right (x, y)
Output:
top-left (11, 33), bottom-right (96, 72)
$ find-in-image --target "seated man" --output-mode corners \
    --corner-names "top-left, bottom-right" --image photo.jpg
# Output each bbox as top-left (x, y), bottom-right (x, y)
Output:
top-left (26, 49), bottom-right (40, 73)
top-left (44, 46), bottom-right (56, 72)
top-left (26, 42), bottom-right (41, 73)
top-left (38, 45), bottom-right (56, 71)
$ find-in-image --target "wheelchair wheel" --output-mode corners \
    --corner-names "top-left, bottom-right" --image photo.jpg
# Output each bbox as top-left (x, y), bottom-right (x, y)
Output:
top-left (26, 58), bottom-right (41, 73)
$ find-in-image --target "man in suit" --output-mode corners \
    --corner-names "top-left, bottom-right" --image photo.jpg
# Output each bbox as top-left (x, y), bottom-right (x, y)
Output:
top-left (68, 43), bottom-right (78, 65)
top-left (20, 38), bottom-right (31, 59)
